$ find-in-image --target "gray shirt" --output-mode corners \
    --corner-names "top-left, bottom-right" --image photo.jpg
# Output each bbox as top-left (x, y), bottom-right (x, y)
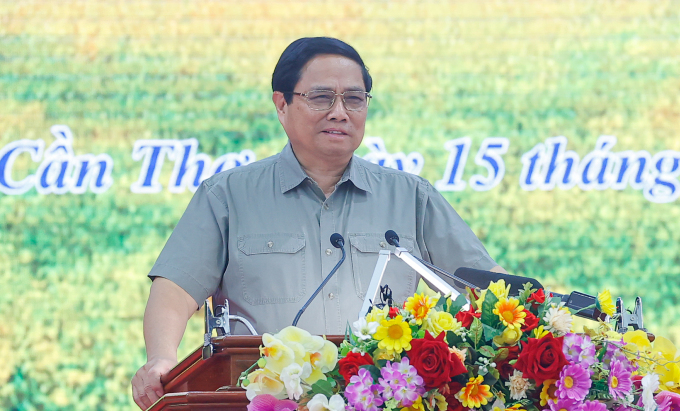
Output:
top-left (148, 143), bottom-right (496, 335)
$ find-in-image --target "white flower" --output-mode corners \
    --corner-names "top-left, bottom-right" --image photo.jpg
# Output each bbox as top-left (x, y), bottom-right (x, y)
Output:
top-left (279, 362), bottom-right (311, 400)
top-left (543, 306), bottom-right (572, 336)
top-left (641, 374), bottom-right (660, 411)
top-left (505, 369), bottom-right (531, 400)
top-left (490, 398), bottom-right (506, 411)
top-left (308, 393), bottom-right (346, 411)
top-left (352, 317), bottom-right (379, 340)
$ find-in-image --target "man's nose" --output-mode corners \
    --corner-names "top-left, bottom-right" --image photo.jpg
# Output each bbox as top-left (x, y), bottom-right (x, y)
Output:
top-left (326, 96), bottom-right (349, 121)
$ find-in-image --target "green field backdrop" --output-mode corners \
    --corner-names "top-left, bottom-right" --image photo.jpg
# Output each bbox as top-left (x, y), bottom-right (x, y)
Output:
top-left (1, 0), bottom-right (680, 409)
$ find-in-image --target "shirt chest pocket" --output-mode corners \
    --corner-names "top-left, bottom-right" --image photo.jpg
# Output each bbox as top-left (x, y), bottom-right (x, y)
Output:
top-left (237, 233), bottom-right (306, 305)
top-left (348, 233), bottom-right (417, 305)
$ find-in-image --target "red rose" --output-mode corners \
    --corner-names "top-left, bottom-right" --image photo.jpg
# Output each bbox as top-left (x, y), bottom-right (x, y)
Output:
top-left (338, 351), bottom-right (374, 384)
top-left (495, 345), bottom-right (521, 379)
top-left (441, 382), bottom-right (465, 411)
top-left (388, 307), bottom-right (400, 319)
top-left (527, 289), bottom-right (546, 306)
top-left (407, 331), bottom-right (467, 390)
top-left (513, 334), bottom-right (569, 386)
top-left (521, 311), bottom-right (539, 333)
top-left (455, 306), bottom-right (481, 328)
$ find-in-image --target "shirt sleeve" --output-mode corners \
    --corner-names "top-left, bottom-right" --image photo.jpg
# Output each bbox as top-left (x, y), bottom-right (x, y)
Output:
top-left (417, 181), bottom-right (497, 274)
top-left (147, 178), bottom-right (229, 308)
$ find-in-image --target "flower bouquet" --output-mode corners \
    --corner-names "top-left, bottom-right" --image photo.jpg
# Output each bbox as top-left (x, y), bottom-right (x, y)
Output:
top-left (241, 280), bottom-right (680, 411)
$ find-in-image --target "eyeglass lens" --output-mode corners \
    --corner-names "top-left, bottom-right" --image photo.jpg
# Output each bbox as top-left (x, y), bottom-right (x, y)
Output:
top-left (305, 90), bottom-right (369, 111)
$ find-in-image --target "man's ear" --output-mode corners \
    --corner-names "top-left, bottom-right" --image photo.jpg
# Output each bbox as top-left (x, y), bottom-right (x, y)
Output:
top-left (272, 91), bottom-right (287, 115)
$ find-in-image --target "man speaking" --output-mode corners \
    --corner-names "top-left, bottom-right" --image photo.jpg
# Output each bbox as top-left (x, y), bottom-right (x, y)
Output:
top-left (131, 37), bottom-right (503, 409)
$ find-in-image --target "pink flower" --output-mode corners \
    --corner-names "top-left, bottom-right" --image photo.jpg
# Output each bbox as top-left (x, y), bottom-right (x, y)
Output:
top-left (556, 364), bottom-right (592, 401)
top-left (609, 359), bottom-right (633, 400)
top-left (657, 391), bottom-right (680, 411)
top-left (582, 400), bottom-right (607, 411)
top-left (247, 394), bottom-right (298, 411)
top-left (547, 398), bottom-right (584, 411)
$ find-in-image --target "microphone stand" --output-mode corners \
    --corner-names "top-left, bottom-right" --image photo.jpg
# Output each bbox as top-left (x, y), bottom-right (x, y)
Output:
top-left (292, 237), bottom-right (346, 327)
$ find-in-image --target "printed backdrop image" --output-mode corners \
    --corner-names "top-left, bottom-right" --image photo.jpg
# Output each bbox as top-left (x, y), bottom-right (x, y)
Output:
top-left (1, 0), bottom-right (679, 408)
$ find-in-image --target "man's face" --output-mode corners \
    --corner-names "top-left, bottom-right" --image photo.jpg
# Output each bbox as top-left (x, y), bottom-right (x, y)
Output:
top-left (274, 54), bottom-right (368, 163)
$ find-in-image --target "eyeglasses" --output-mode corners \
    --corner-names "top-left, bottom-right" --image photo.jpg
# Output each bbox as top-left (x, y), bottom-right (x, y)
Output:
top-left (291, 90), bottom-right (372, 111)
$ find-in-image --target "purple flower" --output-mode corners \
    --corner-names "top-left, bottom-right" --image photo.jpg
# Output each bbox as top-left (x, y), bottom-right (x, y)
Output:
top-left (547, 398), bottom-right (584, 411)
top-left (608, 359), bottom-right (633, 400)
top-left (556, 364), bottom-right (592, 401)
top-left (582, 400), bottom-right (607, 411)
top-left (247, 394), bottom-right (298, 411)
top-left (563, 333), bottom-right (597, 369)
top-left (378, 363), bottom-right (406, 397)
top-left (377, 357), bottom-right (425, 407)
top-left (345, 368), bottom-right (384, 411)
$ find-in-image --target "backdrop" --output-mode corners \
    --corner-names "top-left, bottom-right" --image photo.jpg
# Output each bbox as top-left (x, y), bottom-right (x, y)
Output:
top-left (1, 0), bottom-right (679, 409)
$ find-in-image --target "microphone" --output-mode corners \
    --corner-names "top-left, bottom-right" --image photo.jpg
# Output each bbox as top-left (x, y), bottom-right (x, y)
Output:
top-left (384, 230), bottom-right (478, 290)
top-left (454, 267), bottom-right (608, 322)
top-left (292, 233), bottom-right (346, 326)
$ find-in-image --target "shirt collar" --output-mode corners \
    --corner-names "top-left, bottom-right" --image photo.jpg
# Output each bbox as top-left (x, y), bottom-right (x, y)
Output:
top-left (278, 142), bottom-right (372, 194)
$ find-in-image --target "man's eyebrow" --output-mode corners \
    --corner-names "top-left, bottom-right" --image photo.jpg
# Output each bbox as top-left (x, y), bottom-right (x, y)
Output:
top-left (307, 85), bottom-right (366, 92)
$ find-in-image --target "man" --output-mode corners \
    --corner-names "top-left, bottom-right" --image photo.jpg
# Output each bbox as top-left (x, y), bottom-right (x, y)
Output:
top-left (131, 37), bottom-right (504, 409)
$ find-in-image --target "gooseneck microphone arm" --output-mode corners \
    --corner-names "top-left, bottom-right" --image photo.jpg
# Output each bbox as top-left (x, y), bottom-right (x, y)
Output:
top-left (384, 230), bottom-right (478, 291)
top-left (292, 233), bottom-right (346, 327)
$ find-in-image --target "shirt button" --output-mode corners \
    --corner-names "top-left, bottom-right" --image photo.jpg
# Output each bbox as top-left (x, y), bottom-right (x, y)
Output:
top-left (325, 248), bottom-right (332, 256)
top-left (379, 241), bottom-right (387, 248)
top-left (267, 241), bottom-right (274, 248)
top-left (328, 293), bottom-right (335, 300)
top-left (323, 203), bottom-right (329, 210)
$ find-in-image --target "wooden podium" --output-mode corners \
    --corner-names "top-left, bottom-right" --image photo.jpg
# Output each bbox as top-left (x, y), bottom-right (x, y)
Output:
top-left (148, 335), bottom-right (345, 411)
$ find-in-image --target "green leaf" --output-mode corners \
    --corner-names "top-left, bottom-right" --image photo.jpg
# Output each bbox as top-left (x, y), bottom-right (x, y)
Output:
top-left (482, 324), bottom-right (502, 342)
top-left (469, 317), bottom-right (484, 347)
top-left (447, 294), bottom-right (468, 316)
top-left (480, 291), bottom-right (500, 326)
top-left (478, 345), bottom-right (496, 358)
top-left (446, 330), bottom-right (464, 346)
top-left (518, 282), bottom-right (536, 304)
top-left (309, 378), bottom-right (334, 397)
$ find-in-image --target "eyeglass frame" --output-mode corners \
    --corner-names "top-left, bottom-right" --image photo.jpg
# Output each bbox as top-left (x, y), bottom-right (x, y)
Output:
top-left (289, 90), bottom-right (373, 111)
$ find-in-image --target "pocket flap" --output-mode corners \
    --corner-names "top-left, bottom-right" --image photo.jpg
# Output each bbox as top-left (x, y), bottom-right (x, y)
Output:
top-left (348, 233), bottom-right (414, 253)
top-left (238, 233), bottom-right (305, 255)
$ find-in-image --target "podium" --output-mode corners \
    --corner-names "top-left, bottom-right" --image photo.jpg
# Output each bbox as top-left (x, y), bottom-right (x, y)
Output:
top-left (148, 335), bottom-right (345, 411)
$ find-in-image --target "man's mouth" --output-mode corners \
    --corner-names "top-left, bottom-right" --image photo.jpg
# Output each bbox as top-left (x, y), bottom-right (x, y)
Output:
top-left (323, 130), bottom-right (347, 135)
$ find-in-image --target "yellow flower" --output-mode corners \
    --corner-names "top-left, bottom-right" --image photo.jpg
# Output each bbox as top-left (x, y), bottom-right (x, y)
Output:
top-left (493, 326), bottom-right (522, 346)
top-left (493, 298), bottom-right (526, 330)
top-left (245, 368), bottom-right (286, 400)
top-left (405, 293), bottom-right (438, 325)
top-left (365, 305), bottom-right (389, 324)
top-left (433, 393), bottom-right (447, 411)
top-left (651, 336), bottom-right (680, 393)
top-left (424, 311), bottom-right (461, 337)
top-left (372, 347), bottom-right (398, 362)
top-left (539, 379), bottom-right (558, 406)
top-left (374, 315), bottom-right (413, 354)
top-left (260, 333), bottom-right (296, 373)
top-left (533, 325), bottom-right (551, 339)
top-left (489, 279), bottom-right (511, 300)
top-left (305, 338), bottom-right (339, 384)
top-left (597, 290), bottom-right (616, 316)
top-left (458, 376), bottom-right (493, 408)
top-left (401, 396), bottom-right (425, 411)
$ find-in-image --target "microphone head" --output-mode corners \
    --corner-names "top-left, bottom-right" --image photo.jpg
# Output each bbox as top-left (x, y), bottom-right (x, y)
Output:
top-left (330, 233), bottom-right (345, 248)
top-left (385, 230), bottom-right (400, 246)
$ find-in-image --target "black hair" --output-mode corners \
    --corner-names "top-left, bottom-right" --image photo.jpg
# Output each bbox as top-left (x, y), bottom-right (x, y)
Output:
top-left (272, 37), bottom-right (372, 104)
